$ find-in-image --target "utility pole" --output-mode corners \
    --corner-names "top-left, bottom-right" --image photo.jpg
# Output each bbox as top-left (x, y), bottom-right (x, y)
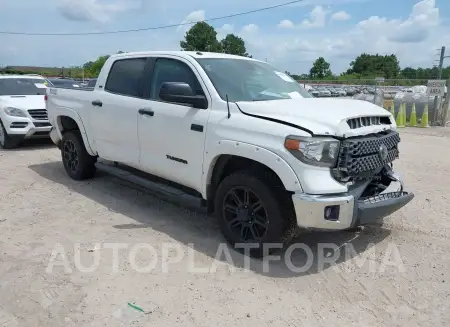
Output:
top-left (437, 46), bottom-right (445, 78)
top-left (432, 47), bottom-right (446, 123)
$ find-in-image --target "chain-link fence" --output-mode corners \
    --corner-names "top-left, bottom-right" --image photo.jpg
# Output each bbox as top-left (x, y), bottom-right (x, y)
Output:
top-left (300, 79), bottom-right (449, 125)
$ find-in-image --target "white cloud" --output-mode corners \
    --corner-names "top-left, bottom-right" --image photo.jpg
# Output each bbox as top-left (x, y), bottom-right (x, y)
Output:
top-left (278, 19), bottom-right (295, 28)
top-left (292, 0), bottom-right (371, 6)
top-left (219, 24), bottom-right (234, 33)
top-left (331, 11), bottom-right (351, 21)
top-left (241, 24), bottom-right (259, 34)
top-left (241, 0), bottom-right (443, 73)
top-left (57, 0), bottom-right (132, 23)
top-left (217, 24), bottom-right (234, 40)
top-left (176, 10), bottom-right (205, 33)
top-left (277, 6), bottom-right (329, 29)
top-left (356, 0), bottom-right (439, 43)
top-left (301, 6), bottom-right (328, 28)
top-left (1, 0), bottom-right (447, 78)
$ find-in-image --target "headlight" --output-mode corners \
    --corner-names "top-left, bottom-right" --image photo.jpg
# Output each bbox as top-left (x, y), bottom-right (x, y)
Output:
top-left (284, 136), bottom-right (340, 167)
top-left (4, 107), bottom-right (27, 117)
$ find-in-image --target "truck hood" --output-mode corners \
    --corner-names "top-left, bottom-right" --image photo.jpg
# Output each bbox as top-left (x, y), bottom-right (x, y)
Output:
top-left (236, 98), bottom-right (395, 137)
top-left (0, 95), bottom-right (46, 110)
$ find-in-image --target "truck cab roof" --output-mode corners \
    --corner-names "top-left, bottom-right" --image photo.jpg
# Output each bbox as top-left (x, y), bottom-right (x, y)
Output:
top-left (110, 51), bottom-right (259, 62)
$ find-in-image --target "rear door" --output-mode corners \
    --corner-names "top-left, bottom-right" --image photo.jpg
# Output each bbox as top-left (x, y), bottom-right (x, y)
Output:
top-left (89, 57), bottom-right (150, 167)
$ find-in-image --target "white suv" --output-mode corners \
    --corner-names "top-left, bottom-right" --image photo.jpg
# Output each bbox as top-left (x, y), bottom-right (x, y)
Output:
top-left (0, 75), bottom-right (51, 149)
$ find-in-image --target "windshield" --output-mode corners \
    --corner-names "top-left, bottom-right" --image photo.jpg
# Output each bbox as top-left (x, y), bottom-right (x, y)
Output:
top-left (0, 78), bottom-right (47, 96)
top-left (50, 79), bottom-right (81, 88)
top-left (196, 58), bottom-right (312, 102)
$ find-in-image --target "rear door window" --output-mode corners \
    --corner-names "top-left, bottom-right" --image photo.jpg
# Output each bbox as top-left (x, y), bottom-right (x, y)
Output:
top-left (105, 58), bottom-right (147, 97)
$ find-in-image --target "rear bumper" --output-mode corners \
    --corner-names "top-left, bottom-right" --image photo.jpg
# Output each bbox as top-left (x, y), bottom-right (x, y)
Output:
top-left (292, 178), bottom-right (414, 230)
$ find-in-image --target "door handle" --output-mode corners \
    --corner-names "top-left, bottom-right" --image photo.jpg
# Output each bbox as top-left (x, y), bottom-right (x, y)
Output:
top-left (191, 124), bottom-right (204, 132)
top-left (92, 100), bottom-right (102, 107)
top-left (139, 108), bottom-right (154, 116)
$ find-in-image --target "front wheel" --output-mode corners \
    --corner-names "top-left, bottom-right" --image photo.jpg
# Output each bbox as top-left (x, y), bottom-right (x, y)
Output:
top-left (0, 120), bottom-right (22, 149)
top-left (214, 170), bottom-right (296, 257)
top-left (61, 131), bottom-right (96, 180)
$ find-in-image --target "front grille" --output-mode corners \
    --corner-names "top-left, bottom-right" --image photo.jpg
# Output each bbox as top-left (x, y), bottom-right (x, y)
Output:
top-left (347, 116), bottom-right (391, 129)
top-left (10, 122), bottom-right (28, 128)
top-left (334, 131), bottom-right (400, 180)
top-left (34, 122), bottom-right (52, 127)
top-left (28, 109), bottom-right (48, 120)
top-left (33, 131), bottom-right (50, 136)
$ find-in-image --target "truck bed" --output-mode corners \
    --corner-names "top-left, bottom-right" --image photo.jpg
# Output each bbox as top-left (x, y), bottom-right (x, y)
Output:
top-left (46, 87), bottom-right (97, 143)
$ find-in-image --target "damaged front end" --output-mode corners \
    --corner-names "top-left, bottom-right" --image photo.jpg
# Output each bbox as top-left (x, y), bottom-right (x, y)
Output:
top-left (347, 164), bottom-right (414, 226)
top-left (291, 130), bottom-right (414, 231)
top-left (333, 129), bottom-right (414, 226)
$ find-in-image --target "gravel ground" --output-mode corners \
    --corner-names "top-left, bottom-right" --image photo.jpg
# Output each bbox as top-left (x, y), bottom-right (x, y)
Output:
top-left (1, 128), bottom-right (450, 327)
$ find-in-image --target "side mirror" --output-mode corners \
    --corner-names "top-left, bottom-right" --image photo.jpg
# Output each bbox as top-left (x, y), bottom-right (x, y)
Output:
top-left (158, 82), bottom-right (208, 109)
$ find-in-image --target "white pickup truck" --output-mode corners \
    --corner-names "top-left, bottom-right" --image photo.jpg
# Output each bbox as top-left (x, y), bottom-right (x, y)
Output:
top-left (46, 51), bottom-right (413, 254)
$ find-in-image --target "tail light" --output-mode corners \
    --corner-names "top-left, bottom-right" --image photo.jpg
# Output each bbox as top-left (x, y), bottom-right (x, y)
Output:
top-left (44, 95), bottom-right (48, 101)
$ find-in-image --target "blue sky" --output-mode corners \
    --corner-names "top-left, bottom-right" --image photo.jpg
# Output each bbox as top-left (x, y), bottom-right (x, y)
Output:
top-left (0, 0), bottom-right (449, 74)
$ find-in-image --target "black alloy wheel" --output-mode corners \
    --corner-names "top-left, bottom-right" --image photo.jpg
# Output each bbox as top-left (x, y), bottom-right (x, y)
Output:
top-left (63, 139), bottom-right (79, 173)
top-left (222, 186), bottom-right (269, 242)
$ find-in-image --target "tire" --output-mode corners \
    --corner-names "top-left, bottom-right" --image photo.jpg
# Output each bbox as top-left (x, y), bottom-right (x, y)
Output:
top-left (214, 170), bottom-right (296, 257)
top-left (61, 131), bottom-right (96, 180)
top-left (0, 120), bottom-right (22, 149)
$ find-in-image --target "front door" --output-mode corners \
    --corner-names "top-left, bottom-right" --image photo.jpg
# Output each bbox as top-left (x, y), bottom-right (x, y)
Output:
top-left (137, 57), bottom-right (211, 192)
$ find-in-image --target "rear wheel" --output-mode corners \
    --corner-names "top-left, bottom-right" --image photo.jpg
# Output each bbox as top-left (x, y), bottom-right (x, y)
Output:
top-left (215, 170), bottom-right (296, 257)
top-left (61, 131), bottom-right (96, 180)
top-left (0, 120), bottom-right (22, 149)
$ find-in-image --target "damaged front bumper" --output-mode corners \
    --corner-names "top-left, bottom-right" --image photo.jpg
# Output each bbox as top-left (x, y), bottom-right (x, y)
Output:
top-left (292, 169), bottom-right (414, 230)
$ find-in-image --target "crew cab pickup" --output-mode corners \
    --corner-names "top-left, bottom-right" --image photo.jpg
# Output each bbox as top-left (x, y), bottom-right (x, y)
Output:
top-left (46, 51), bottom-right (414, 255)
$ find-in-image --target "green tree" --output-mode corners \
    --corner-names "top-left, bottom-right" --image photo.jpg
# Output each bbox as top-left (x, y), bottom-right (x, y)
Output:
top-left (401, 67), bottom-right (417, 79)
top-left (180, 22), bottom-right (221, 52)
top-left (309, 57), bottom-right (332, 79)
top-left (220, 34), bottom-right (251, 57)
top-left (84, 55), bottom-right (110, 77)
top-left (284, 71), bottom-right (303, 80)
top-left (347, 53), bottom-right (400, 79)
top-left (299, 73), bottom-right (310, 80)
top-left (442, 66), bottom-right (450, 79)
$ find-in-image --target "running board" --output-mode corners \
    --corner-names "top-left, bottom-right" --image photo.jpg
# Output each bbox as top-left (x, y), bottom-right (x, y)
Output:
top-left (95, 162), bottom-right (206, 213)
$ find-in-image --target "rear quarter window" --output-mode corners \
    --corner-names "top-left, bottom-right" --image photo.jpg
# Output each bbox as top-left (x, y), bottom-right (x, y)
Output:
top-left (105, 58), bottom-right (147, 97)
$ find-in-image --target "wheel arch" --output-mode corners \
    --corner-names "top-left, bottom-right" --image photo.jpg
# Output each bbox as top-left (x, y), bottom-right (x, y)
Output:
top-left (54, 109), bottom-right (95, 156)
top-left (203, 141), bottom-right (303, 212)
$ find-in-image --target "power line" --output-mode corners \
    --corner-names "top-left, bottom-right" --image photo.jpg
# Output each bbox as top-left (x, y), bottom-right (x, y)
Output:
top-left (0, 0), bottom-right (304, 36)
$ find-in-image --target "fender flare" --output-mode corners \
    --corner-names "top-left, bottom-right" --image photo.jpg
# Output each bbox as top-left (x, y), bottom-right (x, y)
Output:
top-left (54, 108), bottom-right (96, 156)
top-left (202, 140), bottom-right (303, 197)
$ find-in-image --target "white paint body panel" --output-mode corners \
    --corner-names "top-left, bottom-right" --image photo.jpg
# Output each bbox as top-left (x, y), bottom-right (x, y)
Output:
top-left (46, 51), bottom-right (396, 199)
